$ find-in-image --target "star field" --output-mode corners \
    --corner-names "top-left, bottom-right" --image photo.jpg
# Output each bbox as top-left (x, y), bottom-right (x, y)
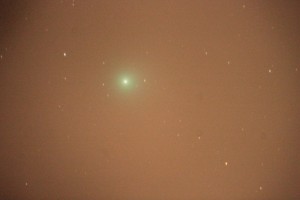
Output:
top-left (0, 1), bottom-right (299, 200)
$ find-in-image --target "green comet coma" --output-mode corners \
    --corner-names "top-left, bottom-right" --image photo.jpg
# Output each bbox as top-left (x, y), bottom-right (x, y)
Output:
top-left (122, 78), bottom-right (129, 85)
top-left (120, 76), bottom-right (133, 89)
top-left (117, 73), bottom-right (136, 91)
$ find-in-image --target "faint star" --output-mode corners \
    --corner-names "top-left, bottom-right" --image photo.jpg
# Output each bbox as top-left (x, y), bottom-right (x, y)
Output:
top-left (263, 115), bottom-right (267, 119)
top-left (259, 186), bottom-right (263, 191)
top-left (225, 161), bottom-right (228, 166)
top-left (63, 52), bottom-right (67, 57)
top-left (268, 69), bottom-right (272, 73)
top-left (277, 147), bottom-right (281, 152)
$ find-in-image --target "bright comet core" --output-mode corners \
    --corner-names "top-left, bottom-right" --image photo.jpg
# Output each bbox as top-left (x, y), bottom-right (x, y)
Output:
top-left (123, 79), bottom-right (128, 84)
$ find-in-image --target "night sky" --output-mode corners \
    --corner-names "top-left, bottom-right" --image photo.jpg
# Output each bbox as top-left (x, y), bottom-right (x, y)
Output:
top-left (0, 1), bottom-right (300, 199)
